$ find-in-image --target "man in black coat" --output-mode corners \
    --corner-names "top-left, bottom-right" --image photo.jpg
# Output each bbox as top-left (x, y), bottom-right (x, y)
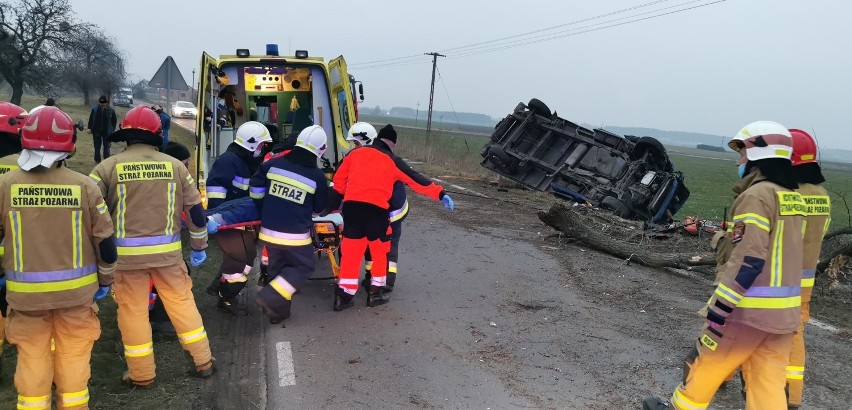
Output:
top-left (87, 95), bottom-right (117, 163)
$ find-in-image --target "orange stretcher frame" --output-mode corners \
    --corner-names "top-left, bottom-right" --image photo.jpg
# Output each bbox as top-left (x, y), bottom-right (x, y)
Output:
top-left (218, 220), bottom-right (342, 280)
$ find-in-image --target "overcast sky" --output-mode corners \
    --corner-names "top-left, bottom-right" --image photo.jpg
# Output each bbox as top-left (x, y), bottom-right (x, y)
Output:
top-left (73, 0), bottom-right (851, 149)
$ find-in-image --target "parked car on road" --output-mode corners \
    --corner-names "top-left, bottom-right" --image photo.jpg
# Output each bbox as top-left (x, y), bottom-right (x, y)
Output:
top-left (480, 99), bottom-right (690, 222)
top-left (171, 101), bottom-right (198, 118)
top-left (112, 94), bottom-right (131, 107)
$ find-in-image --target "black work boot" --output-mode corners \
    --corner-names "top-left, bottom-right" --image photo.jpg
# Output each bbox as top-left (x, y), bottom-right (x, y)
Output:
top-left (384, 272), bottom-right (397, 292)
top-left (333, 287), bottom-right (354, 311)
top-left (642, 396), bottom-right (670, 410)
top-left (366, 285), bottom-right (390, 307)
top-left (218, 298), bottom-right (249, 316)
top-left (360, 272), bottom-right (371, 290)
top-left (206, 277), bottom-right (222, 298)
top-left (258, 265), bottom-right (270, 287)
top-left (255, 296), bottom-right (287, 324)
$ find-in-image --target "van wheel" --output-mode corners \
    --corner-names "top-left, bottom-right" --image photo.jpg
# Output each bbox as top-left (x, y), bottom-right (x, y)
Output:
top-left (527, 98), bottom-right (551, 117)
top-left (601, 196), bottom-right (631, 218)
top-left (631, 136), bottom-right (671, 170)
top-left (485, 146), bottom-right (516, 173)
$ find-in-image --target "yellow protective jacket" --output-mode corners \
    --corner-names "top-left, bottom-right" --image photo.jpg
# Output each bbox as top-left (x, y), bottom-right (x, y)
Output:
top-left (0, 164), bottom-right (116, 311)
top-left (708, 169), bottom-right (805, 334)
top-left (0, 153), bottom-right (19, 263)
top-left (797, 183), bottom-right (830, 303)
top-left (89, 144), bottom-right (207, 270)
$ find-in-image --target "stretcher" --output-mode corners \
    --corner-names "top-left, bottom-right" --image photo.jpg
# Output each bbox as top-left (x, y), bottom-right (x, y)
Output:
top-left (217, 213), bottom-right (344, 280)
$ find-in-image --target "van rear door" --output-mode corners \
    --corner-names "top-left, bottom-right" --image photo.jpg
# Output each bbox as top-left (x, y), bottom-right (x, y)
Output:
top-left (328, 56), bottom-right (356, 163)
top-left (195, 52), bottom-right (218, 201)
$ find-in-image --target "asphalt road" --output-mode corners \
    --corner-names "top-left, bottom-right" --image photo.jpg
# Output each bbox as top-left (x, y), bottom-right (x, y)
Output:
top-left (193, 184), bottom-right (852, 410)
top-left (163, 114), bottom-right (850, 409)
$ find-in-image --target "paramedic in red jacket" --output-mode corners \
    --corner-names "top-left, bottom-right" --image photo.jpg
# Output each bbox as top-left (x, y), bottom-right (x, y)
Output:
top-left (331, 122), bottom-right (454, 311)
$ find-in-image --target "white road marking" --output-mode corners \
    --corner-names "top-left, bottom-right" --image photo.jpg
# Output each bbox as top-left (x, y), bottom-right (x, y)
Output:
top-left (664, 270), bottom-right (843, 335)
top-left (808, 318), bottom-right (840, 333)
top-left (276, 341), bottom-right (296, 386)
top-left (431, 177), bottom-right (490, 198)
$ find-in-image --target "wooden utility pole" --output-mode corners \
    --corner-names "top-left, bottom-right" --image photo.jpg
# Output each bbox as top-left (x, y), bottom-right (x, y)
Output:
top-left (425, 52), bottom-right (445, 135)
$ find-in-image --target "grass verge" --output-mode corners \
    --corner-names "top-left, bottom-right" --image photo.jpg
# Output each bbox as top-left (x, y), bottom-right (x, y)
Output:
top-left (0, 96), bottom-right (223, 409)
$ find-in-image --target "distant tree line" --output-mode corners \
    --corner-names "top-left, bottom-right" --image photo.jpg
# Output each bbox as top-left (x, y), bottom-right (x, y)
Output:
top-left (361, 105), bottom-right (496, 126)
top-left (0, 0), bottom-right (126, 105)
top-left (696, 144), bottom-right (726, 152)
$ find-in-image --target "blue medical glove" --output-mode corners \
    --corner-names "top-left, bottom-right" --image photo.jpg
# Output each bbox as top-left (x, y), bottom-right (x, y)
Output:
top-left (94, 285), bottom-right (111, 301)
top-left (207, 216), bottom-right (220, 234)
top-left (191, 249), bottom-right (207, 267)
top-left (0, 275), bottom-right (6, 289)
top-left (441, 195), bottom-right (455, 212)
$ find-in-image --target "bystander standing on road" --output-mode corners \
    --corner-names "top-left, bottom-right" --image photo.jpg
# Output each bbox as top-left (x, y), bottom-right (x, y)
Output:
top-left (87, 95), bottom-right (116, 163)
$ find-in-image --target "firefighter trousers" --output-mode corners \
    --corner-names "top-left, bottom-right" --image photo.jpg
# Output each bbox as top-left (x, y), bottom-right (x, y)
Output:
top-left (255, 244), bottom-right (316, 319)
top-left (339, 201), bottom-right (391, 295)
top-left (114, 263), bottom-right (212, 383)
top-left (5, 304), bottom-right (100, 410)
top-left (673, 321), bottom-right (792, 410)
top-left (787, 299), bottom-right (810, 406)
top-left (365, 220), bottom-right (402, 287)
top-left (210, 229), bottom-right (257, 301)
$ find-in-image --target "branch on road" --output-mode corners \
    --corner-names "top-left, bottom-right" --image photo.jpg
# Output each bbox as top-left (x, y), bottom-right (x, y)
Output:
top-left (537, 203), bottom-right (715, 269)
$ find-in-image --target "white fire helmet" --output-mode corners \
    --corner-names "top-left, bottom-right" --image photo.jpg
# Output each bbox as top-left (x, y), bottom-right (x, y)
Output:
top-left (346, 122), bottom-right (377, 146)
top-left (235, 121), bottom-right (273, 155)
top-left (729, 121), bottom-right (793, 162)
top-left (296, 125), bottom-right (328, 157)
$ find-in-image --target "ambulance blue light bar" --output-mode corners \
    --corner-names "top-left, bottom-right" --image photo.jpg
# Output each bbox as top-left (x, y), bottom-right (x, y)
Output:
top-left (266, 44), bottom-right (279, 56)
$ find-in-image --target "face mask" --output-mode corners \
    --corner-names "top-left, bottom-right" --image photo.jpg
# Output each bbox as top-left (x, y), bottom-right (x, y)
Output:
top-left (253, 148), bottom-right (263, 158)
top-left (737, 163), bottom-right (747, 179)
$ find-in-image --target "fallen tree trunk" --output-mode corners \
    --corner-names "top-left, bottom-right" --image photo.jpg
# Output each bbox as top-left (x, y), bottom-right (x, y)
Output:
top-left (824, 226), bottom-right (852, 241)
top-left (538, 203), bottom-right (715, 269)
top-left (818, 242), bottom-right (852, 272)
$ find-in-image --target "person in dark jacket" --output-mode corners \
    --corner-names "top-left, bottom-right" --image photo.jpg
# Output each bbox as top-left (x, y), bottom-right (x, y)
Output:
top-left (251, 125), bottom-right (330, 323)
top-left (151, 105), bottom-right (172, 149)
top-left (205, 121), bottom-right (272, 315)
top-left (363, 125), bottom-right (408, 292)
top-left (87, 95), bottom-right (117, 163)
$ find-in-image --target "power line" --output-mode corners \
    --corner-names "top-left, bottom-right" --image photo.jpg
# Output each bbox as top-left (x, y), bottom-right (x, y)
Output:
top-left (435, 66), bottom-right (464, 133)
top-left (350, 0), bottom-right (727, 70)
top-left (438, 0), bottom-right (673, 54)
top-left (349, 0), bottom-right (674, 68)
top-left (447, 0), bottom-right (724, 60)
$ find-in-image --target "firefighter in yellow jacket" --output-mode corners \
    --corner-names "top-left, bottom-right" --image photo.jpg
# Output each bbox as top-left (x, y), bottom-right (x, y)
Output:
top-left (786, 128), bottom-right (830, 409)
top-left (89, 106), bottom-right (213, 387)
top-left (644, 121), bottom-right (806, 410)
top-left (0, 101), bottom-right (28, 379)
top-left (0, 107), bottom-right (117, 410)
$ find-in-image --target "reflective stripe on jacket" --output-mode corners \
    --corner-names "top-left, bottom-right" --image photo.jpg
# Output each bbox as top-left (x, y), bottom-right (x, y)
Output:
top-left (206, 144), bottom-right (256, 209)
top-left (0, 165), bottom-right (115, 311)
top-left (709, 170), bottom-right (805, 334)
top-left (90, 144), bottom-right (207, 270)
top-left (250, 155), bottom-right (329, 246)
top-left (0, 154), bottom-right (19, 263)
top-left (389, 182), bottom-right (408, 223)
top-left (797, 183), bottom-right (830, 302)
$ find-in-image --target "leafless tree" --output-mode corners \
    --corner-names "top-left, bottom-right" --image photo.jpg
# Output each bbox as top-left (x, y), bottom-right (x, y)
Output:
top-left (61, 26), bottom-right (126, 105)
top-left (0, 0), bottom-right (79, 105)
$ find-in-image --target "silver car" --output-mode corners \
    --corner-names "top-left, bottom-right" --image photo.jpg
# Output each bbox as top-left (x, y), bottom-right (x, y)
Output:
top-left (171, 101), bottom-right (198, 118)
